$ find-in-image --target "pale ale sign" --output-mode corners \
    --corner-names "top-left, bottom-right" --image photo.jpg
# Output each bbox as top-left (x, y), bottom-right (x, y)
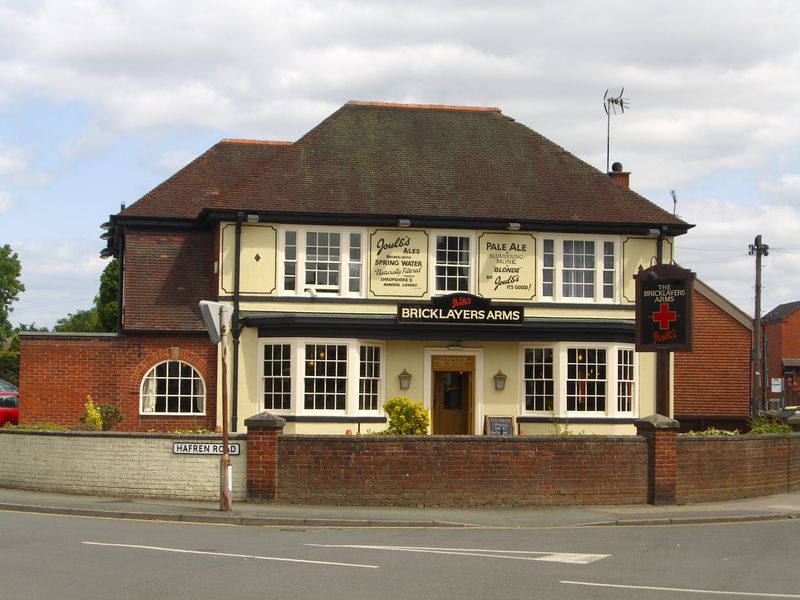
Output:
top-left (635, 264), bottom-right (694, 352)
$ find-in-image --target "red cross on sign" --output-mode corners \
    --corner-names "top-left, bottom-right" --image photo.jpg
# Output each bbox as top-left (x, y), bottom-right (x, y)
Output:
top-left (652, 303), bottom-right (677, 329)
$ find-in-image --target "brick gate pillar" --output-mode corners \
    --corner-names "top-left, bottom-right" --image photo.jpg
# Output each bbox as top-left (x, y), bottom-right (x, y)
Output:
top-left (244, 412), bottom-right (286, 501)
top-left (635, 414), bottom-right (681, 505)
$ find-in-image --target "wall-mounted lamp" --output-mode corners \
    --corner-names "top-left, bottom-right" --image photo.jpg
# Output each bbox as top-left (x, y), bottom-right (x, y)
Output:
top-left (398, 369), bottom-right (412, 390)
top-left (493, 370), bottom-right (508, 391)
top-left (507, 222), bottom-right (521, 231)
top-left (397, 218), bottom-right (411, 228)
top-left (246, 214), bottom-right (259, 223)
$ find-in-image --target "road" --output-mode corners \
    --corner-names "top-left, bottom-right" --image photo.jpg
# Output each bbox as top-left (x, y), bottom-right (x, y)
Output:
top-left (1, 510), bottom-right (799, 599)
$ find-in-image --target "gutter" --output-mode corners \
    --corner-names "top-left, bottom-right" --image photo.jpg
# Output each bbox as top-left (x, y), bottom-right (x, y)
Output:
top-left (231, 213), bottom-right (243, 432)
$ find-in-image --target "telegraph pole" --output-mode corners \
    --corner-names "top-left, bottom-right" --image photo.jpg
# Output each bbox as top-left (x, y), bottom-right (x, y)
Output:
top-left (749, 235), bottom-right (769, 414)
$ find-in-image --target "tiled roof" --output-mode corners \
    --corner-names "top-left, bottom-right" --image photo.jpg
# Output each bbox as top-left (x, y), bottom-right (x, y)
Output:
top-left (762, 300), bottom-right (800, 323)
top-left (122, 101), bottom-right (691, 231)
top-left (120, 139), bottom-right (291, 219)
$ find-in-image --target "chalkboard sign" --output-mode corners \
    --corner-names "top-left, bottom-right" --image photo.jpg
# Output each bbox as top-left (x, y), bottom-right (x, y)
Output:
top-left (484, 416), bottom-right (514, 436)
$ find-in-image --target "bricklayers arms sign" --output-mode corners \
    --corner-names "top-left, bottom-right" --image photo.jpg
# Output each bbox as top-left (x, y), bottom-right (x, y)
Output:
top-left (398, 293), bottom-right (524, 325)
top-left (634, 264), bottom-right (695, 352)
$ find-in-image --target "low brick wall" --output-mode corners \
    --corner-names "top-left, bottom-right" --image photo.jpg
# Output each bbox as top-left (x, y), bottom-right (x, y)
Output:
top-left (0, 430), bottom-right (247, 501)
top-left (276, 435), bottom-right (649, 506)
top-left (677, 434), bottom-right (800, 502)
top-left (3, 425), bottom-right (799, 507)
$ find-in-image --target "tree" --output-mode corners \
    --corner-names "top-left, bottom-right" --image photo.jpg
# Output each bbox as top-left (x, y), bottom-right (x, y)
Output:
top-left (54, 308), bottom-right (101, 332)
top-left (50, 257), bottom-right (118, 333)
top-left (0, 244), bottom-right (25, 342)
top-left (96, 258), bottom-right (119, 332)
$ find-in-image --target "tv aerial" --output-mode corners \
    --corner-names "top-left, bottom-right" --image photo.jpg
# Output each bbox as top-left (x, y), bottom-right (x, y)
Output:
top-left (603, 87), bottom-right (630, 174)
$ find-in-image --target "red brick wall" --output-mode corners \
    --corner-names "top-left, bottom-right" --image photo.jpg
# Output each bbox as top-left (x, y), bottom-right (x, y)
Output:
top-left (19, 333), bottom-right (217, 432)
top-left (674, 290), bottom-right (751, 420)
top-left (273, 436), bottom-right (648, 506)
top-left (677, 435), bottom-right (799, 502)
top-left (122, 230), bottom-right (216, 332)
top-left (765, 309), bottom-right (800, 405)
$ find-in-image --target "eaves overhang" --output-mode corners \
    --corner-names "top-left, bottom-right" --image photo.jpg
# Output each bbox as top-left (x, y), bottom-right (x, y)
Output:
top-left (201, 208), bottom-right (693, 237)
top-left (240, 311), bottom-right (635, 343)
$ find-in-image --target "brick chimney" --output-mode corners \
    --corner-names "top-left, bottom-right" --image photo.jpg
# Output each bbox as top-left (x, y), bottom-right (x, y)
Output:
top-left (608, 161), bottom-right (630, 188)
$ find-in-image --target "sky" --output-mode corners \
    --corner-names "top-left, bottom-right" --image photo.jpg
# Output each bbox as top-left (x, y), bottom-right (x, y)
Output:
top-left (2, 0), bottom-right (799, 328)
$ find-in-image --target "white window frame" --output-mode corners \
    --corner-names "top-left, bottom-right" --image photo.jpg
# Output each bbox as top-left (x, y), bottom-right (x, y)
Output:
top-left (430, 231), bottom-right (476, 295)
top-left (257, 338), bottom-right (386, 416)
top-left (261, 342), bottom-right (293, 411)
top-left (277, 226), bottom-right (366, 298)
top-left (139, 360), bottom-right (206, 416)
top-left (519, 342), bottom-right (638, 418)
top-left (538, 235), bottom-right (620, 303)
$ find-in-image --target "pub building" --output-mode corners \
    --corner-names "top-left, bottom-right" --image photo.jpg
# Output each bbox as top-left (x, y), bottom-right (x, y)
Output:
top-left (92, 101), bottom-right (692, 435)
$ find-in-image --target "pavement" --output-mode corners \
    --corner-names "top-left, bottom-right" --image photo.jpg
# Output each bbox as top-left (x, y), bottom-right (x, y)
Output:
top-left (2, 487), bottom-right (800, 528)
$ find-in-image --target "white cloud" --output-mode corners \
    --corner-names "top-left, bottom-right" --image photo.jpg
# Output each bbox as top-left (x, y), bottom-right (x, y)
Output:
top-left (2, 0), bottom-right (800, 325)
top-left (0, 191), bottom-right (14, 214)
top-left (0, 144), bottom-right (53, 189)
top-left (675, 197), bottom-right (800, 315)
top-left (11, 239), bottom-right (104, 328)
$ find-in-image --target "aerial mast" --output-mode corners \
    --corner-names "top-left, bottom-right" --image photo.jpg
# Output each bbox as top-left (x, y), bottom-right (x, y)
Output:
top-left (603, 87), bottom-right (629, 173)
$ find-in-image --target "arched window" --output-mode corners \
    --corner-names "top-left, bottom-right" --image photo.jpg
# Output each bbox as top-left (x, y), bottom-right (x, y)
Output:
top-left (140, 360), bottom-right (205, 415)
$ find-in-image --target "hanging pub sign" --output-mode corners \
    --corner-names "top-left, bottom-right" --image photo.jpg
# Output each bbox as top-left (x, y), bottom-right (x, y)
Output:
top-left (634, 264), bottom-right (695, 352)
top-left (397, 293), bottom-right (524, 325)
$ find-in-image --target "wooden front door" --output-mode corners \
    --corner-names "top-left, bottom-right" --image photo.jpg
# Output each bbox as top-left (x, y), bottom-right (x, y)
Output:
top-left (433, 371), bottom-right (472, 434)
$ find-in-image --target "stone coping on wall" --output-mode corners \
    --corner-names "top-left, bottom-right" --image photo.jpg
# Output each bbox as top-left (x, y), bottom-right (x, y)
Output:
top-left (276, 434), bottom-right (645, 442)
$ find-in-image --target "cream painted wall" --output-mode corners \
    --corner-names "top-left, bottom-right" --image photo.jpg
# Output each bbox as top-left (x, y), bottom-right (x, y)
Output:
top-left (215, 223), bottom-right (669, 436)
top-left (621, 236), bottom-right (673, 303)
top-left (220, 223), bottom-right (277, 295)
top-left (479, 342), bottom-right (520, 420)
top-left (385, 340), bottom-right (427, 403)
top-left (217, 222), bottom-right (667, 305)
top-left (518, 422), bottom-right (639, 435)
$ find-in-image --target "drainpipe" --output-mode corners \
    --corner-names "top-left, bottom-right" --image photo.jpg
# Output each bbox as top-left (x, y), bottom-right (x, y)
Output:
top-left (116, 225), bottom-right (125, 332)
top-left (231, 213), bottom-right (243, 432)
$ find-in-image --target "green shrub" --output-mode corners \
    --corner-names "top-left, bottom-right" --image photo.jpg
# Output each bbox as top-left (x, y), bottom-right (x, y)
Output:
top-left (97, 403), bottom-right (123, 431)
top-left (0, 350), bottom-right (18, 386)
top-left (682, 427), bottom-right (740, 436)
top-left (79, 396), bottom-right (102, 431)
top-left (169, 427), bottom-right (215, 434)
top-left (4, 422), bottom-right (68, 431)
top-left (747, 414), bottom-right (792, 435)
top-left (384, 396), bottom-right (430, 434)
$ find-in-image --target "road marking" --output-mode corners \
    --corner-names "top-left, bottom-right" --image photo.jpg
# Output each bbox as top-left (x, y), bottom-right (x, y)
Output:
top-left (306, 544), bottom-right (609, 564)
top-left (562, 580), bottom-right (800, 598)
top-left (769, 505), bottom-right (800, 511)
top-left (82, 541), bottom-right (379, 569)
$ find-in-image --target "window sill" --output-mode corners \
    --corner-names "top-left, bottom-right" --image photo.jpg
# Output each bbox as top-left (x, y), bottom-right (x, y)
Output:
top-left (517, 416), bottom-right (638, 424)
top-left (282, 415), bottom-right (388, 423)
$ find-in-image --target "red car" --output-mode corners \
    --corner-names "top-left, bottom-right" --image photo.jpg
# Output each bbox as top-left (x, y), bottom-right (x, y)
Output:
top-left (0, 379), bottom-right (19, 426)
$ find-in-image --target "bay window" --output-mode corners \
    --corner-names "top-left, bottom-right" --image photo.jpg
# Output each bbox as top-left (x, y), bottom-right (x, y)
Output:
top-left (522, 343), bottom-right (636, 416)
top-left (259, 339), bottom-right (384, 414)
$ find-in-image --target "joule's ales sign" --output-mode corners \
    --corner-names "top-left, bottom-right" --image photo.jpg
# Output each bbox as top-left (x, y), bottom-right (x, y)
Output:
top-left (634, 264), bottom-right (695, 352)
